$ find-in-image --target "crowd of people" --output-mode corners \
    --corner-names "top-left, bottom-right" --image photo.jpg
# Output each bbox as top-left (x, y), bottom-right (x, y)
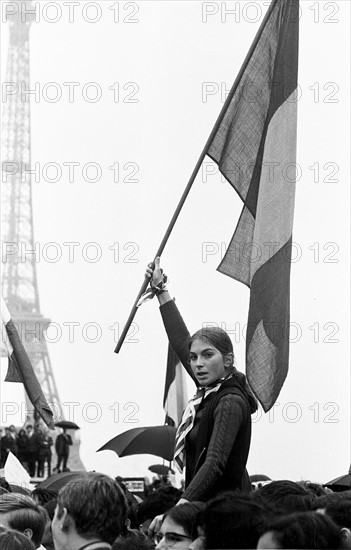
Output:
top-left (0, 259), bottom-right (348, 549)
top-left (0, 424), bottom-right (72, 477)
top-left (0, 471), bottom-right (350, 549)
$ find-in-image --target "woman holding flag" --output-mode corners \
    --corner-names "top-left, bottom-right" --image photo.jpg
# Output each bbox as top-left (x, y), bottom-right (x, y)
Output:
top-left (144, 257), bottom-right (257, 503)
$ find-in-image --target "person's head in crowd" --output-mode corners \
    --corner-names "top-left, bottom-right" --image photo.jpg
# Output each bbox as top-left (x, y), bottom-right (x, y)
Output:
top-left (0, 493), bottom-right (47, 549)
top-left (9, 484), bottom-right (32, 496)
top-left (324, 497), bottom-right (351, 528)
top-left (43, 499), bottom-right (58, 521)
top-left (314, 493), bottom-right (351, 549)
top-left (255, 480), bottom-right (315, 514)
top-left (137, 485), bottom-right (182, 535)
top-left (31, 487), bottom-right (58, 506)
top-left (52, 472), bottom-right (128, 550)
top-left (314, 491), bottom-right (351, 516)
top-left (192, 491), bottom-right (268, 549)
top-left (257, 511), bottom-right (342, 549)
top-left (41, 499), bottom-right (57, 550)
top-left (112, 528), bottom-right (154, 550)
top-left (154, 501), bottom-right (205, 549)
top-left (297, 480), bottom-right (330, 497)
top-left (0, 529), bottom-right (36, 550)
top-left (1, 476), bottom-right (11, 492)
top-left (9, 425), bottom-right (17, 436)
top-left (114, 477), bottom-right (139, 530)
top-left (26, 425), bottom-right (33, 434)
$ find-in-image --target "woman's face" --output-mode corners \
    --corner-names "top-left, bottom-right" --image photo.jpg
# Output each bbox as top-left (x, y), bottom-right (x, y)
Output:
top-left (155, 516), bottom-right (192, 549)
top-left (189, 339), bottom-right (231, 387)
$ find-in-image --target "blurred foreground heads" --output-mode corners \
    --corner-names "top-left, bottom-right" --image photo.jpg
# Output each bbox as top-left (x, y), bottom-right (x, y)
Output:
top-left (0, 493), bottom-right (47, 548)
top-left (0, 529), bottom-right (36, 550)
top-left (190, 491), bottom-right (267, 549)
top-left (257, 511), bottom-right (343, 549)
top-left (51, 472), bottom-right (128, 550)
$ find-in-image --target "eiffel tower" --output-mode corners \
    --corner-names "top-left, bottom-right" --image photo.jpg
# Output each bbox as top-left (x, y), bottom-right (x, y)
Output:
top-left (1, 0), bottom-right (84, 473)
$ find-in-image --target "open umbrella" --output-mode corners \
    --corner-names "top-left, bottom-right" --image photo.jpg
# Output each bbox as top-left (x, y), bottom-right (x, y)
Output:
top-left (35, 471), bottom-right (87, 492)
top-left (249, 474), bottom-right (271, 482)
top-left (97, 425), bottom-right (177, 462)
top-left (149, 464), bottom-right (175, 476)
top-left (324, 472), bottom-right (351, 492)
top-left (55, 420), bottom-right (80, 430)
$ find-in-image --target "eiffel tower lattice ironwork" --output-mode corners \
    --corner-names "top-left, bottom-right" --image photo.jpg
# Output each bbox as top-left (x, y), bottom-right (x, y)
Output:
top-left (1, 0), bottom-right (85, 472)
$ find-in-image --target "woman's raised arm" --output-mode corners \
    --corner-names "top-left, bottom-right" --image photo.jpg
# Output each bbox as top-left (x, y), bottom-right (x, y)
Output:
top-left (145, 257), bottom-right (196, 383)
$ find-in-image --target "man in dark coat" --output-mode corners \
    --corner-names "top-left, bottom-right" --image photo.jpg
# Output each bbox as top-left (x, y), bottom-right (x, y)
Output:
top-left (0, 427), bottom-right (17, 466)
top-left (54, 429), bottom-right (72, 473)
top-left (26, 424), bottom-right (39, 478)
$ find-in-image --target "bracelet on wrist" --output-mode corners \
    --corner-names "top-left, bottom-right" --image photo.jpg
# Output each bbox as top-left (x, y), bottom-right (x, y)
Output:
top-left (137, 273), bottom-right (168, 307)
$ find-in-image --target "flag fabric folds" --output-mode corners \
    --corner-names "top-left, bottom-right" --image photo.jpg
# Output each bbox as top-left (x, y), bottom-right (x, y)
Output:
top-left (163, 343), bottom-right (188, 427)
top-left (207, 0), bottom-right (299, 411)
top-left (1, 296), bottom-right (54, 428)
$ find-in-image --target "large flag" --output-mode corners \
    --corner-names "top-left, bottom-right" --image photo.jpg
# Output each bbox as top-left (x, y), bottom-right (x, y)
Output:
top-left (163, 343), bottom-right (188, 427)
top-left (1, 296), bottom-right (54, 428)
top-left (207, 0), bottom-right (299, 411)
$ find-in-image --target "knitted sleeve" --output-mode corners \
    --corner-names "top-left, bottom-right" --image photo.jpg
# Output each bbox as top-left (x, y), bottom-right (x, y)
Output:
top-left (160, 300), bottom-right (197, 383)
top-left (182, 394), bottom-right (245, 501)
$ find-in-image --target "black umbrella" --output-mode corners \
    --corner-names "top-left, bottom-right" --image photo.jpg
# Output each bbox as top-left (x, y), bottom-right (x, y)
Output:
top-left (149, 464), bottom-right (175, 476)
top-left (249, 474), bottom-right (271, 482)
top-left (97, 425), bottom-right (177, 462)
top-left (55, 421), bottom-right (80, 430)
top-left (324, 473), bottom-right (351, 492)
top-left (36, 471), bottom-right (87, 492)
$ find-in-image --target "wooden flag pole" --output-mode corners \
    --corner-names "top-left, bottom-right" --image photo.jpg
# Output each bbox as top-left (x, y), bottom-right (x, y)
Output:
top-left (114, 0), bottom-right (278, 353)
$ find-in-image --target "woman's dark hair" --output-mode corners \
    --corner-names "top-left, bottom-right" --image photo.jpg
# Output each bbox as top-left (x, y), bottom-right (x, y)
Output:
top-left (189, 327), bottom-right (233, 358)
top-left (0, 530), bottom-right (36, 550)
top-left (261, 511), bottom-right (341, 549)
top-left (163, 501), bottom-right (205, 539)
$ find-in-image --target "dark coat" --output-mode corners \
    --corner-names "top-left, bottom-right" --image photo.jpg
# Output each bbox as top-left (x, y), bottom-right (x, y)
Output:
top-left (1, 434), bottom-right (18, 456)
top-left (55, 433), bottom-right (72, 456)
top-left (26, 431), bottom-right (40, 454)
top-left (38, 434), bottom-right (53, 457)
top-left (185, 376), bottom-right (253, 497)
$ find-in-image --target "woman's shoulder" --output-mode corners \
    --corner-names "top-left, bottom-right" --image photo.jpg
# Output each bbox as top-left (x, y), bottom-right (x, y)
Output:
top-left (215, 391), bottom-right (248, 410)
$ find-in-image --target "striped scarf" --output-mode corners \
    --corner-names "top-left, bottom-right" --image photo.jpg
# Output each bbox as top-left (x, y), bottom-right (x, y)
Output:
top-left (173, 375), bottom-right (232, 473)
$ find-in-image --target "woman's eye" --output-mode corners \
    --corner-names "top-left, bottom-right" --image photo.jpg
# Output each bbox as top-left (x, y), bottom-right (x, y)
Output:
top-left (166, 535), bottom-right (179, 543)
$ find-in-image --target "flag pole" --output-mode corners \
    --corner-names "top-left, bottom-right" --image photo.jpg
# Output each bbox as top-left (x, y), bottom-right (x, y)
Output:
top-left (114, 0), bottom-right (278, 353)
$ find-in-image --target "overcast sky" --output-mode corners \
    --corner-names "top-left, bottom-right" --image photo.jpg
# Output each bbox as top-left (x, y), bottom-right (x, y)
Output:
top-left (1, 0), bottom-right (350, 485)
